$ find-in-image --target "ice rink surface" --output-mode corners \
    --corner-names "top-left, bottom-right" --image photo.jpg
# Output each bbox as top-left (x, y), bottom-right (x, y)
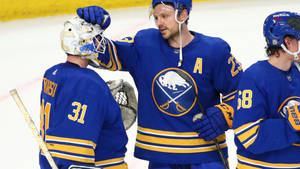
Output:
top-left (1, 0), bottom-right (300, 168)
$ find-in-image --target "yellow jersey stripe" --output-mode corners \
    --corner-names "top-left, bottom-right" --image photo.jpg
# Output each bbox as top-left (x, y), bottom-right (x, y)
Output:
top-left (96, 57), bottom-right (113, 68)
top-left (106, 41), bottom-right (117, 70)
top-left (243, 132), bottom-right (258, 149)
top-left (110, 39), bottom-right (122, 70)
top-left (50, 152), bottom-right (94, 163)
top-left (237, 162), bottom-right (262, 169)
top-left (135, 141), bottom-right (227, 153)
top-left (222, 90), bottom-right (237, 101)
top-left (46, 143), bottom-right (95, 156)
top-left (106, 39), bottom-right (122, 71)
top-left (223, 95), bottom-right (235, 102)
top-left (234, 119), bottom-right (263, 135)
top-left (95, 157), bottom-right (124, 166)
top-left (137, 133), bottom-right (224, 146)
top-left (46, 135), bottom-right (96, 148)
top-left (237, 125), bottom-right (259, 142)
top-left (238, 154), bottom-right (300, 168)
top-left (102, 163), bottom-right (128, 169)
top-left (138, 126), bottom-right (198, 137)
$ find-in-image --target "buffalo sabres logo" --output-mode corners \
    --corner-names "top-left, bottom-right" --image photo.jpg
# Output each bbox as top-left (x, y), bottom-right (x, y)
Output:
top-left (152, 68), bottom-right (198, 116)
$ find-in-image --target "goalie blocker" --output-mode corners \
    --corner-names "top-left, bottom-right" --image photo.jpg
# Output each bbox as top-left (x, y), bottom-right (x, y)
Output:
top-left (106, 79), bottom-right (137, 130)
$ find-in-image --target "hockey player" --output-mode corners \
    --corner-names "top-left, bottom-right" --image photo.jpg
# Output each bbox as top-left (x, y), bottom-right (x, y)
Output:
top-left (39, 16), bottom-right (128, 169)
top-left (233, 11), bottom-right (300, 168)
top-left (76, 0), bottom-right (242, 168)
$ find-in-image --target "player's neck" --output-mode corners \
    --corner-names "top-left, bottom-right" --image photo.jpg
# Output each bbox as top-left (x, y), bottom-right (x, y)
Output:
top-left (168, 25), bottom-right (194, 48)
top-left (268, 53), bottom-right (293, 71)
top-left (67, 55), bottom-right (89, 68)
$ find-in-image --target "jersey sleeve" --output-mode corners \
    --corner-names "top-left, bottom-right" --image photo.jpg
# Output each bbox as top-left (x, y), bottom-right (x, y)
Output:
top-left (93, 36), bottom-right (138, 71)
top-left (233, 73), bottom-right (300, 154)
top-left (211, 40), bottom-right (242, 128)
top-left (213, 40), bottom-right (242, 101)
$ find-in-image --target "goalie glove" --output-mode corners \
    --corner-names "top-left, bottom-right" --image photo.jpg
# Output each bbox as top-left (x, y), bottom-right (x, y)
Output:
top-left (106, 79), bottom-right (137, 130)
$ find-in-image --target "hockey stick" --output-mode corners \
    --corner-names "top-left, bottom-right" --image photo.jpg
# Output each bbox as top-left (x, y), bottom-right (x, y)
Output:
top-left (9, 89), bottom-right (59, 169)
top-left (174, 71), bottom-right (229, 169)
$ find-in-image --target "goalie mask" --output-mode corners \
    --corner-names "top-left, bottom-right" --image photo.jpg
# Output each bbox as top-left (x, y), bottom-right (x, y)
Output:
top-left (60, 16), bottom-right (106, 66)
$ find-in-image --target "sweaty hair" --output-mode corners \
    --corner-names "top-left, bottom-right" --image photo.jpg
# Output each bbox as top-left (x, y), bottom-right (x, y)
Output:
top-left (265, 45), bottom-right (281, 57)
top-left (265, 35), bottom-right (295, 57)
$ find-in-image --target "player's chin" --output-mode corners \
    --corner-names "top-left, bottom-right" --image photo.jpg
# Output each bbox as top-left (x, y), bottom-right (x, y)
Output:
top-left (161, 32), bottom-right (170, 39)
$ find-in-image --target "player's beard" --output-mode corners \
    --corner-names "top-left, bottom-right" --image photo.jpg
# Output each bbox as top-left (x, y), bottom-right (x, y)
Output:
top-left (160, 26), bottom-right (179, 41)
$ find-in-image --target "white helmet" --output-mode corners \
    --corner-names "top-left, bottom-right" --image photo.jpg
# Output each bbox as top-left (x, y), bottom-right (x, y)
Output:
top-left (60, 16), bottom-right (106, 65)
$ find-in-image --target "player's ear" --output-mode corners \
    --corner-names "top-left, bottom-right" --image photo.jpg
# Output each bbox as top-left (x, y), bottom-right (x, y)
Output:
top-left (284, 36), bottom-right (292, 46)
top-left (284, 36), bottom-right (297, 51)
top-left (179, 9), bottom-right (188, 22)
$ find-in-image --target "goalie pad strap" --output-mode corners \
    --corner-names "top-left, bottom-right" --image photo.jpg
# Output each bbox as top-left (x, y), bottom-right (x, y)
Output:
top-left (287, 105), bottom-right (300, 131)
top-left (215, 102), bottom-right (234, 128)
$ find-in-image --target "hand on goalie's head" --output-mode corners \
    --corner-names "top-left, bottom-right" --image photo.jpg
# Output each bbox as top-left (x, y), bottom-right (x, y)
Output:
top-left (77, 6), bottom-right (111, 30)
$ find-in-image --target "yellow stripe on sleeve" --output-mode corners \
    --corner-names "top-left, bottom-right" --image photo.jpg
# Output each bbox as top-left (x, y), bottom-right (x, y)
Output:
top-left (50, 152), bottom-right (94, 163)
top-left (237, 125), bottom-right (259, 143)
top-left (243, 133), bottom-right (258, 149)
top-left (222, 90), bottom-right (237, 102)
top-left (234, 119), bottom-right (263, 135)
top-left (95, 157), bottom-right (124, 166)
top-left (46, 135), bottom-right (96, 148)
top-left (46, 143), bottom-right (95, 156)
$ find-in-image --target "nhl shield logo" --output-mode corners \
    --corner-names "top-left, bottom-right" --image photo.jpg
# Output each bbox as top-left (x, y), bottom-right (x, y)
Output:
top-left (152, 68), bottom-right (198, 116)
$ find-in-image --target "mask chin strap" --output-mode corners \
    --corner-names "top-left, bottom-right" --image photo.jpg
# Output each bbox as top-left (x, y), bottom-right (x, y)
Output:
top-left (281, 41), bottom-right (300, 72)
top-left (280, 41), bottom-right (300, 60)
top-left (175, 9), bottom-right (188, 67)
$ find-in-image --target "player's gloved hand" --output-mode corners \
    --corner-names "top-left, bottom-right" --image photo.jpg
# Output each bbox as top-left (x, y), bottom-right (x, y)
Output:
top-left (285, 104), bottom-right (300, 137)
top-left (77, 6), bottom-right (111, 30)
top-left (193, 106), bottom-right (229, 141)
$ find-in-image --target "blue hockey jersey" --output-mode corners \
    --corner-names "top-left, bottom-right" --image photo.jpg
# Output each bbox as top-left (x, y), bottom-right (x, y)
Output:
top-left (95, 28), bottom-right (242, 164)
top-left (40, 62), bottom-right (128, 169)
top-left (233, 60), bottom-right (300, 169)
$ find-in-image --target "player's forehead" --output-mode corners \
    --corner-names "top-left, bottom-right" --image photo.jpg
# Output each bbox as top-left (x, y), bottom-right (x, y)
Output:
top-left (153, 3), bottom-right (175, 16)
